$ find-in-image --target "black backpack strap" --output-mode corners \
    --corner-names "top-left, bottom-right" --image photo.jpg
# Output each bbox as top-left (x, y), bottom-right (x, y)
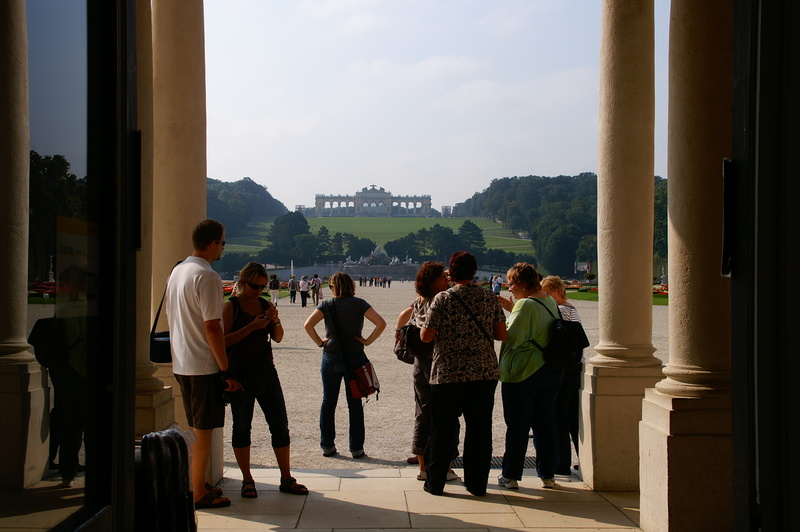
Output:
top-left (527, 297), bottom-right (561, 352)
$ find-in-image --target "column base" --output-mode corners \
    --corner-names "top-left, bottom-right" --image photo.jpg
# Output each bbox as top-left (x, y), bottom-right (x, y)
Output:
top-left (0, 360), bottom-right (50, 489)
top-left (639, 388), bottom-right (732, 532)
top-left (580, 363), bottom-right (663, 491)
top-left (134, 385), bottom-right (175, 439)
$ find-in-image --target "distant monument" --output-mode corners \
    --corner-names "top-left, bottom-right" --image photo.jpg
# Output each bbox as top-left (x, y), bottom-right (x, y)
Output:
top-left (314, 184), bottom-right (432, 217)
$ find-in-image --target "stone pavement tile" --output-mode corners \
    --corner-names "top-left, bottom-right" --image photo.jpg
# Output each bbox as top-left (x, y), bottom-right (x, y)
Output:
top-left (411, 511), bottom-right (525, 529)
top-left (297, 490), bottom-right (410, 529)
top-left (598, 492), bottom-right (640, 527)
top-left (407, 488), bottom-right (517, 515)
top-left (510, 500), bottom-right (640, 528)
top-left (195, 512), bottom-right (300, 530)
top-left (498, 482), bottom-right (606, 502)
top-left (340, 476), bottom-right (422, 491)
top-left (488, 528), bottom-right (638, 532)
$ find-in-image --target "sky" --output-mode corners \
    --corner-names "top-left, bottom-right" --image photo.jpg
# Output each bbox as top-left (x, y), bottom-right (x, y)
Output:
top-left (205, 0), bottom-right (671, 212)
top-left (25, 0), bottom-right (670, 213)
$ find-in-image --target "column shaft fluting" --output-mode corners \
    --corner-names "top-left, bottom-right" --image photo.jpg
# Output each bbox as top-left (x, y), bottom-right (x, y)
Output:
top-left (595, 0), bottom-right (659, 366)
top-left (657, 0), bottom-right (732, 397)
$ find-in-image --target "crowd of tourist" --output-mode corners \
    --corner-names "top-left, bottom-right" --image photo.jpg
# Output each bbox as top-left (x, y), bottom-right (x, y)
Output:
top-left (160, 218), bottom-right (583, 509)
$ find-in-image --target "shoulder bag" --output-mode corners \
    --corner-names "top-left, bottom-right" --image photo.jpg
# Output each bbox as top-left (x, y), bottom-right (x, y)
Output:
top-left (149, 261), bottom-right (182, 364)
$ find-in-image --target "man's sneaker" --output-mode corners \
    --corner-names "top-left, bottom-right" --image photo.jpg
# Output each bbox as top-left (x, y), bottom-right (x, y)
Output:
top-left (497, 474), bottom-right (519, 489)
top-left (542, 478), bottom-right (558, 489)
top-left (416, 470), bottom-right (427, 481)
top-left (322, 446), bottom-right (337, 457)
top-left (446, 469), bottom-right (459, 482)
top-left (351, 449), bottom-right (365, 458)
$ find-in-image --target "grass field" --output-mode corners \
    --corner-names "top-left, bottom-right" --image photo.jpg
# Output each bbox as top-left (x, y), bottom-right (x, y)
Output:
top-left (568, 289), bottom-right (669, 306)
top-left (225, 216), bottom-right (534, 255)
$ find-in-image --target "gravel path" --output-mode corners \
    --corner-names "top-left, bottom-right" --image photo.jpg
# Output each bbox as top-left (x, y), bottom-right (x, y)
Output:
top-left (224, 282), bottom-right (670, 471)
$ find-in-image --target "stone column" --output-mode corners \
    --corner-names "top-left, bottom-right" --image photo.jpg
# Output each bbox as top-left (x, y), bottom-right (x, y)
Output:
top-left (151, 0), bottom-right (223, 480)
top-left (639, 1), bottom-right (733, 529)
top-left (583, 0), bottom-right (664, 491)
top-left (134, 0), bottom-right (174, 439)
top-left (0, 0), bottom-right (49, 489)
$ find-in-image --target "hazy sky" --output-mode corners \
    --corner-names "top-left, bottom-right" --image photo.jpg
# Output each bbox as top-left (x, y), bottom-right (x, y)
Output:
top-left (205, 0), bottom-right (670, 212)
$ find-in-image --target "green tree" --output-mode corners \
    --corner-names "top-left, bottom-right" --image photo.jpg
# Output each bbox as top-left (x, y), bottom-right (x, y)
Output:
top-left (29, 150), bottom-right (87, 280)
top-left (331, 232), bottom-right (345, 258)
top-left (653, 177), bottom-right (668, 275)
top-left (428, 224), bottom-right (463, 262)
top-left (268, 212), bottom-right (311, 251)
top-left (316, 226), bottom-right (332, 257)
top-left (293, 234), bottom-right (322, 266)
top-left (207, 177), bottom-right (287, 236)
top-left (458, 219), bottom-right (486, 255)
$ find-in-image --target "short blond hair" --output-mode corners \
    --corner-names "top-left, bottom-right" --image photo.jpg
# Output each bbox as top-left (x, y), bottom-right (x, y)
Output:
top-left (541, 275), bottom-right (566, 299)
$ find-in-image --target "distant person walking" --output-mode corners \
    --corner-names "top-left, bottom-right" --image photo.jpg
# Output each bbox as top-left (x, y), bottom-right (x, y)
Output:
top-left (269, 274), bottom-right (281, 306)
top-left (299, 276), bottom-right (310, 307)
top-left (166, 219), bottom-right (243, 509)
top-left (287, 275), bottom-right (298, 303)
top-left (310, 274), bottom-right (322, 306)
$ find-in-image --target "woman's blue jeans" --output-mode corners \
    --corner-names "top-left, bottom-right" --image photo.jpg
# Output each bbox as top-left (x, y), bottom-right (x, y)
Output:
top-left (501, 364), bottom-right (564, 480)
top-left (320, 351), bottom-right (367, 452)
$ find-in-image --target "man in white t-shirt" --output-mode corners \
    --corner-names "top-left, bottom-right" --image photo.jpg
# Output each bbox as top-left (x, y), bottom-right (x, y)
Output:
top-left (166, 219), bottom-right (242, 509)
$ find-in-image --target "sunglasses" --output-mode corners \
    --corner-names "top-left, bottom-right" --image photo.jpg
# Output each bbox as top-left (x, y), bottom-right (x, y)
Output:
top-left (216, 239), bottom-right (226, 246)
top-left (245, 281), bottom-right (266, 290)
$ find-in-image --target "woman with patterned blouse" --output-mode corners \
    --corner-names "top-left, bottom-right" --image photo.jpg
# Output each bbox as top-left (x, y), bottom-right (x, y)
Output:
top-left (419, 251), bottom-right (507, 496)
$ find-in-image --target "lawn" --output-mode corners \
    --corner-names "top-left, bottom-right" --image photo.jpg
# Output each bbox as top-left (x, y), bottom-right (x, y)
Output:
top-left (225, 216), bottom-right (533, 255)
top-left (568, 289), bottom-right (669, 306)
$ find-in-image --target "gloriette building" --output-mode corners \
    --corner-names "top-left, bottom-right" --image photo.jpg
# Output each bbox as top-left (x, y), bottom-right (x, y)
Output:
top-left (314, 184), bottom-right (432, 216)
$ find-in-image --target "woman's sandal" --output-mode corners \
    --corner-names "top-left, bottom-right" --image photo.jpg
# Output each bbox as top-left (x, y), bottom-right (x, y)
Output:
top-left (241, 479), bottom-right (258, 499)
top-left (279, 476), bottom-right (309, 495)
top-left (195, 492), bottom-right (231, 509)
top-left (205, 482), bottom-right (223, 496)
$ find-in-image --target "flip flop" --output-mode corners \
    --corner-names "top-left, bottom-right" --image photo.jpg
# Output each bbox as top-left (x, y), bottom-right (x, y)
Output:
top-left (205, 482), bottom-right (223, 496)
top-left (194, 492), bottom-right (231, 509)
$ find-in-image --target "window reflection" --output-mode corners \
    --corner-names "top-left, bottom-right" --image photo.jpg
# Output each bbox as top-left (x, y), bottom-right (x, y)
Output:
top-left (23, 0), bottom-right (88, 527)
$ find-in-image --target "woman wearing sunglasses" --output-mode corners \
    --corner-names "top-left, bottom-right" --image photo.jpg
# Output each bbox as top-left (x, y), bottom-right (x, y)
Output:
top-left (222, 262), bottom-right (308, 498)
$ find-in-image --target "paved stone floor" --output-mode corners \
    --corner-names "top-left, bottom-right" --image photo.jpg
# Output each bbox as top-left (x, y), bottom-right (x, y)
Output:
top-left (197, 466), bottom-right (640, 531)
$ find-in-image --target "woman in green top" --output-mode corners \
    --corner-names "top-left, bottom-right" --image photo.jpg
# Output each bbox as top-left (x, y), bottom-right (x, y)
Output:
top-left (496, 262), bottom-right (563, 490)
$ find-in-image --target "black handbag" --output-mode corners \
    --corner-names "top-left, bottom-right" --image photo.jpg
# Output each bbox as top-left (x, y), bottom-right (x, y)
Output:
top-left (394, 321), bottom-right (434, 363)
top-left (150, 262), bottom-right (182, 364)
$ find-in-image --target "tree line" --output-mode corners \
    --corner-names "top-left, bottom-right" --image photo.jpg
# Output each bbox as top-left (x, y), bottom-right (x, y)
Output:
top-left (454, 173), bottom-right (667, 277)
top-left (207, 176), bottom-right (287, 235)
top-left (26, 152), bottom-right (667, 281)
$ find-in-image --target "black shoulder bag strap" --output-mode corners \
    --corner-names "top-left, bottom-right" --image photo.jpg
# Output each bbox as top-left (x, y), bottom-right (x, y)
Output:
top-left (151, 260), bottom-right (183, 338)
top-left (526, 297), bottom-right (561, 352)
top-left (448, 288), bottom-right (495, 347)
